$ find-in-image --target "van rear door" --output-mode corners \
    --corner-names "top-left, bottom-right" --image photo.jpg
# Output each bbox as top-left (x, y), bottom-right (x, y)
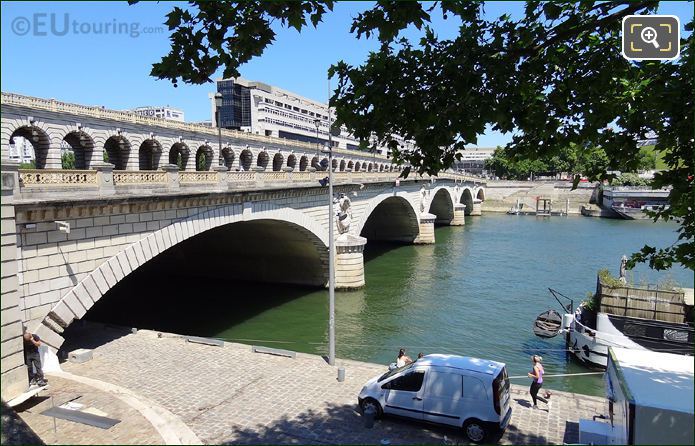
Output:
top-left (493, 366), bottom-right (511, 427)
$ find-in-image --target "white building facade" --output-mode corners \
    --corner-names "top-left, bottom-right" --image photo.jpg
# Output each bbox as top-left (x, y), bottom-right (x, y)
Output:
top-left (454, 148), bottom-right (496, 174)
top-left (131, 106), bottom-right (185, 122)
top-left (213, 77), bottom-right (414, 156)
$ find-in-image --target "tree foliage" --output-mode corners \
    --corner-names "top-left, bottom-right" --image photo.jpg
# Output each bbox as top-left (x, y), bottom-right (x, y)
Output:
top-left (144, 1), bottom-right (693, 271)
top-left (61, 151), bottom-right (75, 170)
top-left (486, 143), bottom-right (611, 179)
top-left (610, 172), bottom-right (650, 187)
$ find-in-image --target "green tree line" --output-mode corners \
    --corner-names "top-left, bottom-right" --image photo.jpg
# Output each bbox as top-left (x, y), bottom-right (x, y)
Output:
top-left (485, 144), bottom-right (658, 181)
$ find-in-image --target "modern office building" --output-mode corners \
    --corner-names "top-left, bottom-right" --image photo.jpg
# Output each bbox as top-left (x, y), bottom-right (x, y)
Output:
top-left (7, 136), bottom-right (35, 163)
top-left (131, 106), bottom-right (185, 122)
top-left (212, 77), bottom-right (414, 155)
top-left (453, 147), bottom-right (496, 174)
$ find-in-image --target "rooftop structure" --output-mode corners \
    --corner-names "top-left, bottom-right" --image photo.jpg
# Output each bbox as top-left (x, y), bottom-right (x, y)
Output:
top-left (417, 354), bottom-right (505, 375)
top-left (609, 347), bottom-right (693, 414)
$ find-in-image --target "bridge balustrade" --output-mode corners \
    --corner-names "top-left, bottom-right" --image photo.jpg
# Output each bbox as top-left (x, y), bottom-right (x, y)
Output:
top-left (14, 166), bottom-right (482, 198)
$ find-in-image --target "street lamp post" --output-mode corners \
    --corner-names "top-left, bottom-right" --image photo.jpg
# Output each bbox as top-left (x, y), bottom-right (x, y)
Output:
top-left (322, 113), bottom-right (336, 366)
top-left (314, 118), bottom-right (321, 161)
top-left (214, 92), bottom-right (223, 167)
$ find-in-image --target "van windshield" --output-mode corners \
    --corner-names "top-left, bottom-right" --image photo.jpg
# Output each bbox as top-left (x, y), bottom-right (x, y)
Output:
top-left (378, 363), bottom-right (415, 382)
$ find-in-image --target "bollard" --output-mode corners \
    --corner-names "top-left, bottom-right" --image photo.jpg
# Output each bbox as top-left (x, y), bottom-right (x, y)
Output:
top-left (337, 367), bottom-right (346, 382)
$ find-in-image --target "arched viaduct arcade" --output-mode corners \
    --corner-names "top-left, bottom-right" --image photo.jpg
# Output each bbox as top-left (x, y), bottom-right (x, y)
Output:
top-left (2, 92), bottom-right (403, 174)
top-left (0, 93), bottom-right (486, 400)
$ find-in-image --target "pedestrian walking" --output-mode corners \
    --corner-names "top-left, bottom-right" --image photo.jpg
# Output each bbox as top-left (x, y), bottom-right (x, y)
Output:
top-left (528, 355), bottom-right (551, 410)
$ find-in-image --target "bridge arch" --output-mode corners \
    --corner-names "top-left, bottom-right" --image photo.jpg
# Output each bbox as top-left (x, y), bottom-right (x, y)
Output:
top-left (367, 163), bottom-right (373, 172)
top-left (169, 142), bottom-right (190, 170)
top-left (347, 160), bottom-right (354, 171)
top-left (460, 187), bottom-right (474, 215)
top-left (8, 123), bottom-right (51, 168)
top-left (257, 151), bottom-right (269, 170)
top-left (239, 149), bottom-right (253, 171)
top-left (357, 193), bottom-right (420, 243)
top-left (339, 159), bottom-right (346, 171)
top-left (221, 146), bottom-right (235, 170)
top-left (38, 203), bottom-right (330, 350)
top-left (104, 135), bottom-right (131, 170)
top-left (61, 130), bottom-right (96, 169)
top-left (195, 144), bottom-right (214, 171)
top-left (331, 158), bottom-right (338, 171)
top-left (139, 139), bottom-right (163, 170)
top-left (299, 155), bottom-right (308, 171)
top-left (320, 157), bottom-right (329, 171)
top-left (311, 156), bottom-right (320, 170)
top-left (428, 187), bottom-right (455, 225)
top-left (287, 154), bottom-right (297, 170)
top-left (355, 161), bottom-right (362, 172)
top-left (476, 187), bottom-right (485, 201)
top-left (272, 152), bottom-right (284, 171)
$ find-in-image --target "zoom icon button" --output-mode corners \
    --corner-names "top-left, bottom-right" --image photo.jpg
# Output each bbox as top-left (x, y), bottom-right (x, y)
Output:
top-left (622, 15), bottom-right (680, 61)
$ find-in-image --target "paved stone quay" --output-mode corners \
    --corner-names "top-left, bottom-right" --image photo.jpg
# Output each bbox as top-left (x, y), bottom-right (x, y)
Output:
top-left (10, 375), bottom-right (162, 444)
top-left (25, 323), bottom-right (605, 445)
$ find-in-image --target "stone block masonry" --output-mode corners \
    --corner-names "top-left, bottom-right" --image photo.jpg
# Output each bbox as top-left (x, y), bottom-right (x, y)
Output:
top-left (1, 162), bottom-right (28, 401)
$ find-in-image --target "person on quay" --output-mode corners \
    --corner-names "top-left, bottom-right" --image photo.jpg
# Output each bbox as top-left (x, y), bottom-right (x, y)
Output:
top-left (23, 328), bottom-right (47, 388)
top-left (396, 348), bottom-right (412, 368)
top-left (528, 355), bottom-right (551, 410)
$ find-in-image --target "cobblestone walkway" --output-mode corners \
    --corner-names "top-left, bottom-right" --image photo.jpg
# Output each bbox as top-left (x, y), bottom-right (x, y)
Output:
top-left (58, 323), bottom-right (606, 444)
top-left (12, 375), bottom-right (162, 444)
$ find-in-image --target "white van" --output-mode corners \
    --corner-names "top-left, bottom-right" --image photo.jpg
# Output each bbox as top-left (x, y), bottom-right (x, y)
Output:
top-left (358, 354), bottom-right (512, 443)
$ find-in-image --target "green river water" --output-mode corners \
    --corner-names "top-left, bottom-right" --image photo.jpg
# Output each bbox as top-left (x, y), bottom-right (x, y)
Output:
top-left (87, 214), bottom-right (693, 397)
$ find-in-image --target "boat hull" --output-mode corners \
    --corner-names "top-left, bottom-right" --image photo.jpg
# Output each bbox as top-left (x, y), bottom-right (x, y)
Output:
top-left (567, 312), bottom-right (694, 369)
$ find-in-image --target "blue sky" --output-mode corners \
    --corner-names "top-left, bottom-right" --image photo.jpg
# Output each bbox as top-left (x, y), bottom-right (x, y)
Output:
top-left (1, 1), bottom-right (692, 147)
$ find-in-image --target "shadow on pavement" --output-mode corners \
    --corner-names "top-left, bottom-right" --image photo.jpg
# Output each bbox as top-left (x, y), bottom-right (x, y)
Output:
top-left (59, 322), bottom-right (131, 358)
top-left (513, 398), bottom-right (533, 408)
top-left (214, 400), bottom-right (549, 445)
top-left (0, 400), bottom-right (44, 445)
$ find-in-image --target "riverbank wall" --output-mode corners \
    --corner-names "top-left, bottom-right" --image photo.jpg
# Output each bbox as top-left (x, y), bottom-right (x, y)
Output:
top-left (483, 180), bottom-right (596, 214)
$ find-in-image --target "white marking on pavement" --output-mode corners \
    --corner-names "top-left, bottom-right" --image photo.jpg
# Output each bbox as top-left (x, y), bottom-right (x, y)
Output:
top-left (47, 370), bottom-right (202, 445)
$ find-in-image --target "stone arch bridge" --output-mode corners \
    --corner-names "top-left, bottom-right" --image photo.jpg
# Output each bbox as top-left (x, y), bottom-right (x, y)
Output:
top-left (0, 93), bottom-right (486, 400)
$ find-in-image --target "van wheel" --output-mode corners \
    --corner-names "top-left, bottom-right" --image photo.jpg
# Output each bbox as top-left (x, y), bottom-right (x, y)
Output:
top-left (463, 419), bottom-right (488, 444)
top-left (360, 398), bottom-right (383, 419)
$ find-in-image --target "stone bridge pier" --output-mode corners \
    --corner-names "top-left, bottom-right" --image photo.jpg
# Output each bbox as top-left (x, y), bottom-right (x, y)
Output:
top-left (0, 163), bottom-right (485, 401)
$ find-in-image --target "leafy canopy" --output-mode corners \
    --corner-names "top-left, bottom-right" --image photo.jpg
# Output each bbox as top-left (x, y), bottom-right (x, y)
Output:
top-left (143, 1), bottom-right (693, 271)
